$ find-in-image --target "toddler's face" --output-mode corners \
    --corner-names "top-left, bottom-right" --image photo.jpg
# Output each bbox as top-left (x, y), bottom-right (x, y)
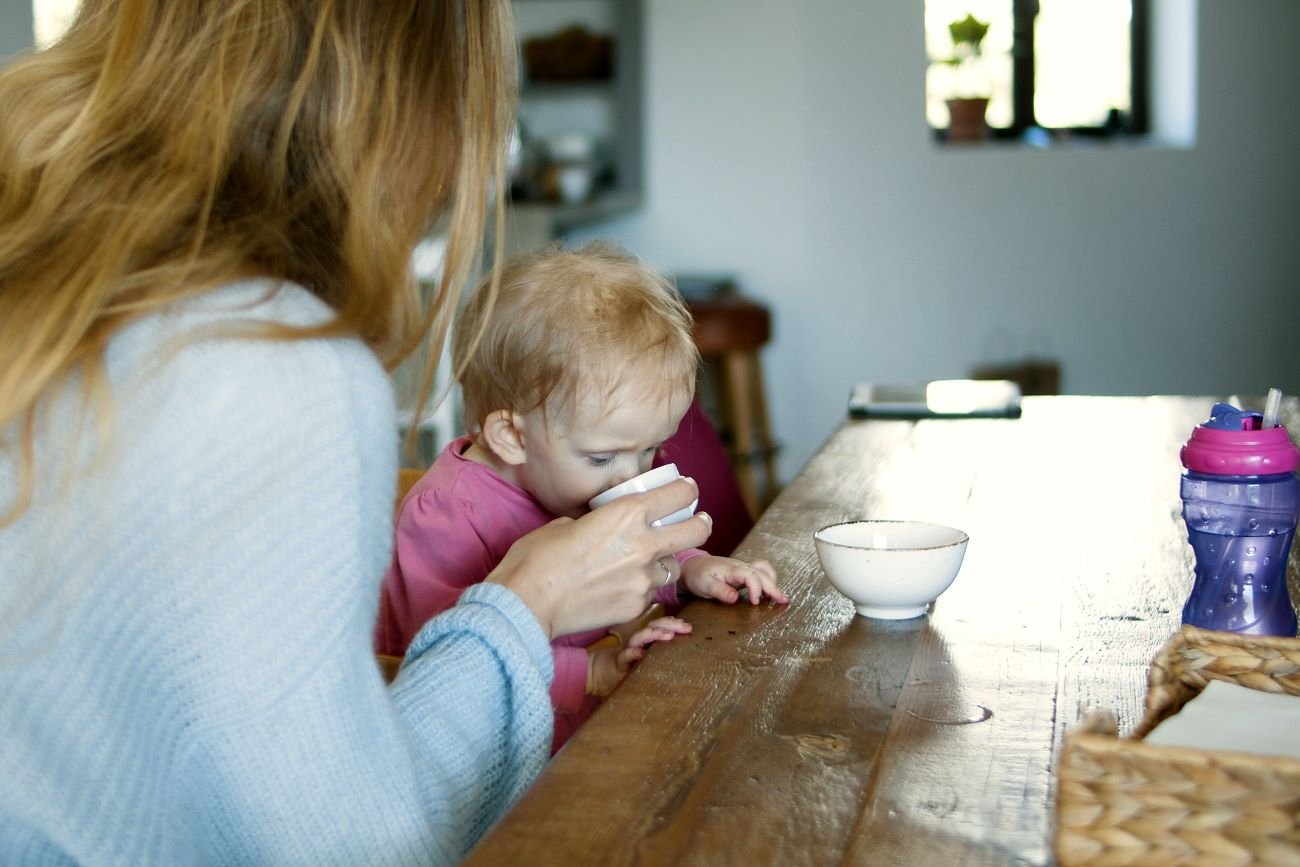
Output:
top-left (513, 375), bottom-right (693, 519)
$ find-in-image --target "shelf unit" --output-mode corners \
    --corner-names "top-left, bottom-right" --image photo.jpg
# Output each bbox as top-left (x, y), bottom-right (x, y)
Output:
top-left (393, 2), bottom-right (645, 461)
top-left (511, 0), bottom-right (643, 233)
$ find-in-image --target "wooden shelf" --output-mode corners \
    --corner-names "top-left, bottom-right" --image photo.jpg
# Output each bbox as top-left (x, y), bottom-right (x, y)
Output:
top-left (508, 190), bottom-right (641, 232)
top-left (520, 81), bottom-right (618, 99)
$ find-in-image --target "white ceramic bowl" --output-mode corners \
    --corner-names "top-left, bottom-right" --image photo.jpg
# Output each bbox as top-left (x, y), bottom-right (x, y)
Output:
top-left (587, 463), bottom-right (698, 527)
top-left (813, 520), bottom-right (969, 619)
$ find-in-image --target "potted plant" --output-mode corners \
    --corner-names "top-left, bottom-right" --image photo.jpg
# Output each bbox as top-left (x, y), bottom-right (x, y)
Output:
top-left (941, 13), bottom-right (991, 141)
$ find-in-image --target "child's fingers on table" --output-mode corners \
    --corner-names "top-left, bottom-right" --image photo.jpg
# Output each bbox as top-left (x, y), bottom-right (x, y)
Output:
top-left (690, 566), bottom-right (740, 603)
top-left (628, 622), bottom-right (689, 649)
top-left (708, 576), bottom-right (742, 604)
top-left (639, 627), bottom-right (678, 646)
top-left (728, 563), bottom-right (786, 605)
top-left (749, 564), bottom-right (789, 604)
top-left (645, 615), bottom-right (692, 634)
top-left (616, 645), bottom-right (646, 671)
top-left (740, 569), bottom-right (766, 605)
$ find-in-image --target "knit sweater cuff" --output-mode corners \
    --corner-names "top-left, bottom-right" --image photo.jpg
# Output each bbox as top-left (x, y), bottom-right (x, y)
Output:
top-left (407, 582), bottom-right (554, 684)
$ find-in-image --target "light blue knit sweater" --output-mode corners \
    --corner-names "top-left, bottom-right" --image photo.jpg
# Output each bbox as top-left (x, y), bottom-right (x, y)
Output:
top-left (0, 282), bottom-right (554, 865)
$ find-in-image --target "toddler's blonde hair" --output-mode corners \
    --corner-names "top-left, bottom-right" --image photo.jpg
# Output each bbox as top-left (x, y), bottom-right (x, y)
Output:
top-left (454, 241), bottom-right (699, 433)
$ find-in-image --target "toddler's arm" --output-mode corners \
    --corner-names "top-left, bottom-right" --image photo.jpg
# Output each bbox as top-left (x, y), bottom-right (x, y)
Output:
top-left (551, 645), bottom-right (594, 714)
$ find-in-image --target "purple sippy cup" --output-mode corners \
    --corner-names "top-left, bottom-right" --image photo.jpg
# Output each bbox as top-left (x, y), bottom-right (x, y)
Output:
top-left (1179, 397), bottom-right (1300, 636)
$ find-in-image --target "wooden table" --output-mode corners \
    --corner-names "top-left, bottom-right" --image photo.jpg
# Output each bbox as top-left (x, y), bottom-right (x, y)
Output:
top-left (465, 396), bottom-right (1300, 866)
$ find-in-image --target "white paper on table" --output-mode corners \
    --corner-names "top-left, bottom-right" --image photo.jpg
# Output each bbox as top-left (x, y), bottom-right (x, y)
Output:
top-left (1144, 679), bottom-right (1300, 760)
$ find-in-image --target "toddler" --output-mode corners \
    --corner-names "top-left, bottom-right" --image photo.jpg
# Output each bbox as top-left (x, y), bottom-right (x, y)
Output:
top-left (375, 242), bottom-right (787, 752)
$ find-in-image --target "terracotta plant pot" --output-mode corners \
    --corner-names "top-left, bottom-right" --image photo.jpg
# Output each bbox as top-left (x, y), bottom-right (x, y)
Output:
top-left (945, 97), bottom-right (989, 141)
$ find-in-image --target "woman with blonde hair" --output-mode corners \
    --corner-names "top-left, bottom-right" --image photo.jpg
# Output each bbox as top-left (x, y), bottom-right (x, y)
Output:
top-left (0, 1), bottom-right (710, 863)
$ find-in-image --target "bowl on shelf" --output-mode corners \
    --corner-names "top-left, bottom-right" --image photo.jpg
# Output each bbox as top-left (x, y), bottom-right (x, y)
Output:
top-left (813, 520), bottom-right (968, 619)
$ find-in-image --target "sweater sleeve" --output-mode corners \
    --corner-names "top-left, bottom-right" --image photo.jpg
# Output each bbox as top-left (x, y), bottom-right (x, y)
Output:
top-left (393, 583), bottom-right (554, 852)
top-left (149, 325), bottom-right (553, 865)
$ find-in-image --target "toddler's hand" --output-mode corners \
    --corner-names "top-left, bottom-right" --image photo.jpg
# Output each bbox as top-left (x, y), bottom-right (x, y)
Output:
top-left (681, 555), bottom-right (789, 606)
top-left (587, 616), bottom-right (692, 697)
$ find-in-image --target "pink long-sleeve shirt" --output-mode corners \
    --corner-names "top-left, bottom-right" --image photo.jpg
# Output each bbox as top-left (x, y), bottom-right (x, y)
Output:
top-left (376, 436), bottom-right (703, 752)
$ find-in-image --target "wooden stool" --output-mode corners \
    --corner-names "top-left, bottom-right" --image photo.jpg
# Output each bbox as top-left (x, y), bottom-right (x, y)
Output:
top-left (686, 294), bottom-right (779, 518)
top-left (970, 357), bottom-right (1061, 395)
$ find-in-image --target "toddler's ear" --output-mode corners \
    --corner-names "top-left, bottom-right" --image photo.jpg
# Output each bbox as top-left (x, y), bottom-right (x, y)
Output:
top-left (480, 410), bottom-right (528, 466)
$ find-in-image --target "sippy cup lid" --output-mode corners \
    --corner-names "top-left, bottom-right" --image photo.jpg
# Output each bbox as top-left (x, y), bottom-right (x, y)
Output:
top-left (1181, 402), bottom-right (1299, 475)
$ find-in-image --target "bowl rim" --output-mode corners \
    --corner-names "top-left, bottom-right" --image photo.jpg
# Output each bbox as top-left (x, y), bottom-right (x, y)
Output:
top-left (813, 519), bottom-right (969, 552)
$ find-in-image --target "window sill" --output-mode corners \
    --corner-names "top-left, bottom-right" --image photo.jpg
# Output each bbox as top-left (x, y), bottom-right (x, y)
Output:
top-left (931, 128), bottom-right (1194, 152)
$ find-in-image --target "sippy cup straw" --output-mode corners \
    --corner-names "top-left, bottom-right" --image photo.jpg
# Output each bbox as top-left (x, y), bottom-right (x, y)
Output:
top-left (1262, 387), bottom-right (1282, 429)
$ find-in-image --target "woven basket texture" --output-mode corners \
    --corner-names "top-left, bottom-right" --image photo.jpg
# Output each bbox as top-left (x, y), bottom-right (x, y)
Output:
top-left (1055, 626), bottom-right (1300, 866)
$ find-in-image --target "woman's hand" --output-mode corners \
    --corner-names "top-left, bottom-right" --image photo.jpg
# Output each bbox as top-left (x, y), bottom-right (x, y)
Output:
top-left (486, 478), bottom-right (712, 639)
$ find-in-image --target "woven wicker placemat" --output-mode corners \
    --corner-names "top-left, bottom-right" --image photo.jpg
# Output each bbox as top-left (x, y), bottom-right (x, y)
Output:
top-left (1055, 626), bottom-right (1300, 867)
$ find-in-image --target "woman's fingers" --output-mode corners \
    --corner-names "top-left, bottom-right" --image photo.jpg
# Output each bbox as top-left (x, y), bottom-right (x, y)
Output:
top-left (485, 478), bottom-right (714, 641)
top-left (632, 478), bottom-right (712, 556)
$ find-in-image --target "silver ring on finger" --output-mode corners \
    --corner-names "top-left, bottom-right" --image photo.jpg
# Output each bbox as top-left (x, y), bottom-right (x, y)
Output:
top-left (657, 557), bottom-right (673, 587)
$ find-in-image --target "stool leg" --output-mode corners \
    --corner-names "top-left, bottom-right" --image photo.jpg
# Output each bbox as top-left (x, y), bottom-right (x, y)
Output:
top-left (750, 353), bottom-right (778, 507)
top-left (722, 351), bottom-right (759, 520)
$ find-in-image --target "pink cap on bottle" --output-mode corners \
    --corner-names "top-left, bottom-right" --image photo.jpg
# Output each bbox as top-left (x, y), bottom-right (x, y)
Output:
top-left (1181, 423), bottom-right (1300, 475)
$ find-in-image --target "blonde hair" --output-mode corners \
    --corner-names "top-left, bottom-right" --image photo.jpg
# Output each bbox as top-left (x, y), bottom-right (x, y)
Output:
top-left (453, 241), bottom-right (699, 433)
top-left (0, 0), bottom-right (515, 524)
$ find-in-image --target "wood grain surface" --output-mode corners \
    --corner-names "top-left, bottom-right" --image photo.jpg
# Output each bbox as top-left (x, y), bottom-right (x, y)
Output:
top-left (463, 396), bottom-right (1300, 866)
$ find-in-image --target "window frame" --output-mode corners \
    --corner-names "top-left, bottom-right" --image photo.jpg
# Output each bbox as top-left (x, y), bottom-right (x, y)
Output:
top-left (940, 0), bottom-right (1151, 141)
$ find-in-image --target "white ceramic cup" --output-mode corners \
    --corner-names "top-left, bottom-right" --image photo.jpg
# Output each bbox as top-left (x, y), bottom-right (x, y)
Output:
top-left (587, 463), bottom-right (698, 527)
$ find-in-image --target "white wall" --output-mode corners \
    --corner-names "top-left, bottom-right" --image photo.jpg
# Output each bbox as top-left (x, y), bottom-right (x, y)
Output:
top-left (575, 0), bottom-right (1300, 481)
top-left (0, 0), bottom-right (33, 60)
